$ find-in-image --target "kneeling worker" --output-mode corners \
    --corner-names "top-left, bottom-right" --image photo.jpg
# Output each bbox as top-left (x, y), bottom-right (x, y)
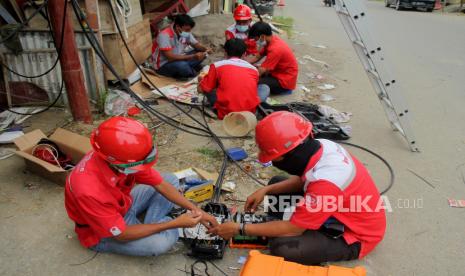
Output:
top-left (247, 22), bottom-right (298, 95)
top-left (65, 117), bottom-right (218, 256)
top-left (209, 111), bottom-right (386, 265)
top-left (198, 38), bottom-right (268, 119)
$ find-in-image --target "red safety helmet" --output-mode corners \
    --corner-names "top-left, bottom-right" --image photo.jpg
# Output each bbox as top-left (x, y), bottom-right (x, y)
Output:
top-left (90, 116), bottom-right (158, 171)
top-left (255, 111), bottom-right (313, 163)
top-left (234, 4), bottom-right (252, 21)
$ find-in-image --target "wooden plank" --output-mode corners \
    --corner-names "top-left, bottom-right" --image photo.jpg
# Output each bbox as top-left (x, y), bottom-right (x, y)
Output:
top-left (102, 19), bottom-right (152, 80)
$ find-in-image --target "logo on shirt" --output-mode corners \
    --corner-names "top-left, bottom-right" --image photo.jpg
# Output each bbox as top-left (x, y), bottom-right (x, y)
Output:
top-left (110, 226), bottom-right (122, 236)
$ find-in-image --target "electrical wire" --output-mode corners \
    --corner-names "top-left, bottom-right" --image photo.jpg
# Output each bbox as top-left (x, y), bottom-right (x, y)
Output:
top-left (6, 79), bottom-right (64, 115)
top-left (0, 2), bottom-right (66, 79)
top-left (0, 0), bottom-right (49, 44)
top-left (339, 141), bottom-right (394, 195)
top-left (249, 0), bottom-right (263, 21)
top-left (72, 0), bottom-right (268, 196)
top-left (5, 0), bottom-right (68, 115)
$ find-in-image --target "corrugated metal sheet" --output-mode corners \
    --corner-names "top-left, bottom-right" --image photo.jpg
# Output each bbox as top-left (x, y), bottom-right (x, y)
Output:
top-left (0, 30), bottom-right (105, 106)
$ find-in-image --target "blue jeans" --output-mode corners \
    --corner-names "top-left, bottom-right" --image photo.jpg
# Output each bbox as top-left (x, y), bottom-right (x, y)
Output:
top-left (91, 173), bottom-right (180, 256)
top-left (206, 85), bottom-right (269, 106)
top-left (157, 59), bottom-right (203, 79)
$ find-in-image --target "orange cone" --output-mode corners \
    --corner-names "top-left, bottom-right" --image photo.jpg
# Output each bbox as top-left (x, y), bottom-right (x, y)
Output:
top-left (277, 0), bottom-right (285, 6)
top-left (434, 0), bottom-right (442, 9)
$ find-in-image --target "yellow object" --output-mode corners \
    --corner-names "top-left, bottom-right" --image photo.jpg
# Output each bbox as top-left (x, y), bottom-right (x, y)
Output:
top-left (175, 168), bottom-right (218, 203)
top-left (184, 182), bottom-right (214, 203)
top-left (240, 250), bottom-right (366, 276)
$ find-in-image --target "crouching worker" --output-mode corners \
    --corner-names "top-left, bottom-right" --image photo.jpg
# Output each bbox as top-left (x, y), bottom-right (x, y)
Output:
top-left (209, 111), bottom-right (386, 265)
top-left (65, 117), bottom-right (218, 256)
top-left (247, 22), bottom-right (298, 95)
top-left (152, 14), bottom-right (212, 80)
top-left (198, 38), bottom-right (269, 120)
top-left (225, 4), bottom-right (258, 57)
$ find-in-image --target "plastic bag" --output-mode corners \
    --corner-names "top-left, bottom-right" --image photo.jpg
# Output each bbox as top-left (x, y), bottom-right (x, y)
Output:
top-left (104, 89), bottom-right (135, 116)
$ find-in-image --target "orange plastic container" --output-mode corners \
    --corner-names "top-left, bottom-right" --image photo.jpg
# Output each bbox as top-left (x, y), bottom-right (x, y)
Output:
top-left (240, 250), bottom-right (366, 276)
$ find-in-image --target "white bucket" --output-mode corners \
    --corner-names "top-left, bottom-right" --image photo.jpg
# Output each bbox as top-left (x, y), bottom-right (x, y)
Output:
top-left (222, 111), bottom-right (258, 137)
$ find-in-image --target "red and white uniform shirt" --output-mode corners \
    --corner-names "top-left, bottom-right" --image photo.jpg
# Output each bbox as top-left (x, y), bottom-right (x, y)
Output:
top-left (152, 24), bottom-right (199, 70)
top-left (200, 58), bottom-right (260, 119)
top-left (225, 23), bottom-right (258, 56)
top-left (290, 139), bottom-right (387, 259)
top-left (261, 35), bottom-right (298, 90)
top-left (64, 151), bottom-right (164, 248)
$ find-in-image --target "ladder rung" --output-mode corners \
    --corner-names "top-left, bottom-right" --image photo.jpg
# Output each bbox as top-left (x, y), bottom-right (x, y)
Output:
top-left (353, 40), bottom-right (365, 48)
top-left (392, 122), bottom-right (405, 136)
top-left (380, 96), bottom-right (394, 109)
top-left (337, 9), bottom-right (350, 16)
top-left (367, 69), bottom-right (380, 79)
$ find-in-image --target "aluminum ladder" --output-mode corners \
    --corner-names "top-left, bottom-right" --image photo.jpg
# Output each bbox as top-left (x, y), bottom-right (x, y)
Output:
top-left (334, 0), bottom-right (419, 152)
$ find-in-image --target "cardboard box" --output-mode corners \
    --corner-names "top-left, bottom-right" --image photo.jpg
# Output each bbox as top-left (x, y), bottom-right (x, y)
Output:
top-left (14, 128), bottom-right (92, 185)
top-left (175, 168), bottom-right (219, 203)
top-left (103, 19), bottom-right (152, 80)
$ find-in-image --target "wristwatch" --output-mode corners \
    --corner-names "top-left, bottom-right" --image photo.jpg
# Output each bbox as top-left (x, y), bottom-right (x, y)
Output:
top-left (239, 222), bottom-right (246, 236)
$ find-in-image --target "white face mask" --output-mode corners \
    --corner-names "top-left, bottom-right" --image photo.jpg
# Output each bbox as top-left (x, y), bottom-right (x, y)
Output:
top-left (236, 24), bottom-right (249, 33)
top-left (257, 38), bottom-right (267, 50)
top-left (180, 31), bottom-right (191, 38)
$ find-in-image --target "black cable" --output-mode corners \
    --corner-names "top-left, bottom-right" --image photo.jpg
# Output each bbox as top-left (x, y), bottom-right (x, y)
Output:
top-left (72, 0), bottom-right (266, 194)
top-left (339, 141), bottom-right (394, 195)
top-left (200, 97), bottom-right (228, 202)
top-left (107, 4), bottom-right (221, 136)
top-left (6, 79), bottom-right (64, 115)
top-left (108, 1), bottom-right (265, 188)
top-left (0, 0), bottom-right (49, 44)
top-left (68, 251), bottom-right (99, 266)
top-left (0, 1), bottom-right (66, 79)
top-left (190, 260), bottom-right (210, 276)
top-left (70, 0), bottom-right (210, 137)
top-left (249, 0), bottom-right (263, 21)
top-left (5, 0), bottom-right (68, 115)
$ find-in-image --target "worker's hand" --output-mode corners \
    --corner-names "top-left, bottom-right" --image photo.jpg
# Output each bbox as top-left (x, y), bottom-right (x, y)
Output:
top-left (200, 210), bottom-right (219, 229)
top-left (206, 48), bottom-right (213, 54)
top-left (174, 211), bottom-right (202, 228)
top-left (207, 222), bottom-right (240, 240)
top-left (245, 188), bottom-right (268, 213)
top-left (194, 52), bottom-right (207, 61)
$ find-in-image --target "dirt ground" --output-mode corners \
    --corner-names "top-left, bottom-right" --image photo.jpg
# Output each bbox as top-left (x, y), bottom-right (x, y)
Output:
top-left (1, 1), bottom-right (464, 275)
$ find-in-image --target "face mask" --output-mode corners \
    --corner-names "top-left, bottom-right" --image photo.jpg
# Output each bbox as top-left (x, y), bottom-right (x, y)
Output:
top-left (257, 38), bottom-right (267, 50)
top-left (180, 31), bottom-right (191, 38)
top-left (272, 139), bottom-right (321, 176)
top-left (236, 24), bottom-right (249, 33)
top-left (111, 147), bottom-right (158, 175)
top-left (115, 167), bottom-right (139, 175)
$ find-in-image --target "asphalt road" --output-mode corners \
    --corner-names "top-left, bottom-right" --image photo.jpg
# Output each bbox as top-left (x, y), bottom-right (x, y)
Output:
top-left (281, 0), bottom-right (465, 275)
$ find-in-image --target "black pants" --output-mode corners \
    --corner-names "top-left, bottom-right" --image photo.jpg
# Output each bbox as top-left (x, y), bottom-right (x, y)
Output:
top-left (259, 75), bottom-right (289, 95)
top-left (266, 176), bottom-right (361, 265)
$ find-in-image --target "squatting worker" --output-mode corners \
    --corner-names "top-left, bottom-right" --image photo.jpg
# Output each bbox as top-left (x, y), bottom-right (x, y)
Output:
top-left (65, 117), bottom-right (218, 256)
top-left (247, 22), bottom-right (298, 95)
top-left (225, 4), bottom-right (258, 57)
top-left (198, 38), bottom-right (267, 119)
top-left (209, 111), bottom-right (386, 265)
top-left (152, 14), bottom-right (212, 80)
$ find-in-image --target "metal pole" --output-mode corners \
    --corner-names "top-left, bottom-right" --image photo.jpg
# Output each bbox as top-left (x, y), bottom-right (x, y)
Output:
top-left (48, 0), bottom-right (92, 123)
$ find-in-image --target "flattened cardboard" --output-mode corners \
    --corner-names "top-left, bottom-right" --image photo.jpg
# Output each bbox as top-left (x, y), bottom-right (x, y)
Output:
top-left (13, 128), bottom-right (91, 185)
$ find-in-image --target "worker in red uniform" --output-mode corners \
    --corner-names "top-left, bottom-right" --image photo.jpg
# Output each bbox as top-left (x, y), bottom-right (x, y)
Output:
top-left (64, 117), bottom-right (218, 256)
top-left (209, 111), bottom-right (386, 265)
top-left (247, 22), bottom-right (298, 95)
top-left (225, 4), bottom-right (258, 57)
top-left (198, 38), bottom-right (268, 119)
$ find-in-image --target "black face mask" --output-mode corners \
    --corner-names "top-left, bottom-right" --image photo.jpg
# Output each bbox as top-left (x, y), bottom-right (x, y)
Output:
top-left (272, 139), bottom-right (321, 176)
